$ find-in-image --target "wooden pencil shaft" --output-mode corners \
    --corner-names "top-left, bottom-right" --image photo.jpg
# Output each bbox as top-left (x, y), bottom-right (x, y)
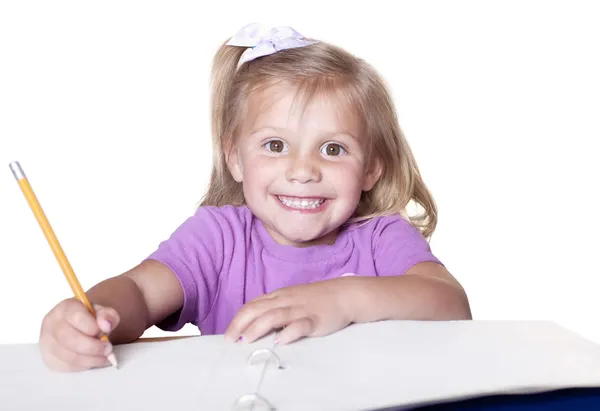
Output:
top-left (13, 167), bottom-right (94, 314)
top-left (10, 161), bottom-right (117, 367)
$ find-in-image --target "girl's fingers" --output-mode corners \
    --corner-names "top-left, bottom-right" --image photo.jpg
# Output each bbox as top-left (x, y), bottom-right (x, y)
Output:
top-left (63, 301), bottom-right (100, 337)
top-left (274, 317), bottom-right (314, 345)
top-left (54, 322), bottom-right (112, 357)
top-left (93, 304), bottom-right (120, 335)
top-left (240, 306), bottom-right (302, 343)
top-left (225, 298), bottom-right (286, 342)
top-left (41, 334), bottom-right (110, 372)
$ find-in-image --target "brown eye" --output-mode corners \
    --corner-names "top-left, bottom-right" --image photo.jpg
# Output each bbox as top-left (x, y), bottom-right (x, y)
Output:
top-left (267, 140), bottom-right (285, 153)
top-left (322, 143), bottom-right (345, 156)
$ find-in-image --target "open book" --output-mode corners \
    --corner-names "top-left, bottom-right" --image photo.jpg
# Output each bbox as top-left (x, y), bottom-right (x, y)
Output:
top-left (3, 320), bottom-right (600, 410)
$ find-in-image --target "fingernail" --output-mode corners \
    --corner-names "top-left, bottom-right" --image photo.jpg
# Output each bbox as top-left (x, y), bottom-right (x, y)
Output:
top-left (99, 319), bottom-right (112, 333)
top-left (274, 337), bottom-right (280, 344)
top-left (238, 335), bottom-right (245, 343)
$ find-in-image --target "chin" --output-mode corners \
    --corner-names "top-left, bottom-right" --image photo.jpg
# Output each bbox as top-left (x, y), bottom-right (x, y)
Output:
top-left (278, 226), bottom-right (337, 246)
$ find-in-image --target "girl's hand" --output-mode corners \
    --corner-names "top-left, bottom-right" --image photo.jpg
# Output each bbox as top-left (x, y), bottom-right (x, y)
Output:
top-left (224, 278), bottom-right (358, 344)
top-left (39, 298), bottom-right (120, 372)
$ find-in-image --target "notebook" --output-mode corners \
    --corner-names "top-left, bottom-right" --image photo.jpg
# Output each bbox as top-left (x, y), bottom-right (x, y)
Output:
top-left (3, 320), bottom-right (600, 410)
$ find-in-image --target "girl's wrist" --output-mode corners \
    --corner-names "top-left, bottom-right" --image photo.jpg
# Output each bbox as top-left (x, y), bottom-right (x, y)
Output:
top-left (336, 276), bottom-right (373, 324)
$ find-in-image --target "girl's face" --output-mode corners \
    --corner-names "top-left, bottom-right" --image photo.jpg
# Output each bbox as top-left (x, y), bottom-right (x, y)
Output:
top-left (227, 84), bottom-right (381, 247)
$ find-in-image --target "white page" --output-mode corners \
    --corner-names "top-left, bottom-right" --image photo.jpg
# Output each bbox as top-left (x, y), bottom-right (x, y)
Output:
top-left (261, 320), bottom-right (600, 411)
top-left (0, 333), bottom-right (276, 411)
top-left (3, 321), bottom-right (600, 411)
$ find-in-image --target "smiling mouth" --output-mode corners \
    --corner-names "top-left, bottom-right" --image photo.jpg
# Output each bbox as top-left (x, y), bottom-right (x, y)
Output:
top-left (277, 195), bottom-right (326, 210)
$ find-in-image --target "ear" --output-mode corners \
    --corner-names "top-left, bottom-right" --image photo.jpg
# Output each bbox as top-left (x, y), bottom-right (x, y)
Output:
top-left (362, 158), bottom-right (383, 191)
top-left (225, 143), bottom-right (244, 183)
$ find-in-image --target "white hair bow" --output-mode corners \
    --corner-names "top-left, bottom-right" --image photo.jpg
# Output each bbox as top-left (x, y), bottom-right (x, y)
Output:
top-left (226, 23), bottom-right (318, 67)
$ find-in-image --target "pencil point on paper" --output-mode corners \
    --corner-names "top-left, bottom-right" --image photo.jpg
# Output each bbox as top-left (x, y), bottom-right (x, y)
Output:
top-left (107, 353), bottom-right (118, 369)
top-left (9, 161), bottom-right (25, 180)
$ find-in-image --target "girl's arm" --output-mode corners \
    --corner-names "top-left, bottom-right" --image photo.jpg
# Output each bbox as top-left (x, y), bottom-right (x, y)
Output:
top-left (224, 261), bottom-right (471, 344)
top-left (348, 262), bottom-right (472, 323)
top-left (86, 259), bottom-right (183, 344)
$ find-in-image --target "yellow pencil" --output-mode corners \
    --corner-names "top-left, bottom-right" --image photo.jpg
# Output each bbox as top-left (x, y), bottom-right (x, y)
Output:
top-left (9, 161), bottom-right (118, 368)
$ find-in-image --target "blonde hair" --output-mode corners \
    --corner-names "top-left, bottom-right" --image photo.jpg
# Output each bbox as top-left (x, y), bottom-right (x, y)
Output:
top-left (200, 36), bottom-right (438, 239)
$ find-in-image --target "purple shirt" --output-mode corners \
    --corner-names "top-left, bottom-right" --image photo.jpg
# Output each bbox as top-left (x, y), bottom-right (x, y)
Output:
top-left (145, 205), bottom-right (442, 335)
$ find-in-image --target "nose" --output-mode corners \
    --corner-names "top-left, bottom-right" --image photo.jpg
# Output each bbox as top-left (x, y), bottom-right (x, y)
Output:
top-left (285, 154), bottom-right (322, 183)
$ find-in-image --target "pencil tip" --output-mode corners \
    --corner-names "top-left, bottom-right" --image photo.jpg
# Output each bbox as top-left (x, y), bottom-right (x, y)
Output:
top-left (107, 353), bottom-right (119, 369)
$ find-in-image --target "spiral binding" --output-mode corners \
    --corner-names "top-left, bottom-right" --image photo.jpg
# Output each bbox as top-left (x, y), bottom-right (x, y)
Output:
top-left (247, 348), bottom-right (282, 368)
top-left (231, 348), bottom-right (283, 410)
top-left (232, 393), bottom-right (275, 410)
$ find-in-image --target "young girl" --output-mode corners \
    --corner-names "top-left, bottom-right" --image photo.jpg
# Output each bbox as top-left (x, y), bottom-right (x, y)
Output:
top-left (39, 23), bottom-right (471, 372)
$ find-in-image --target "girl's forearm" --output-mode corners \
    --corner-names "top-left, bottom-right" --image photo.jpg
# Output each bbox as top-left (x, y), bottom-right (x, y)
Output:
top-left (346, 275), bottom-right (472, 323)
top-left (86, 275), bottom-right (151, 344)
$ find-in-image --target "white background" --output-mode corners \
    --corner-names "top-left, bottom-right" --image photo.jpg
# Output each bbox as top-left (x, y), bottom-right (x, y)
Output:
top-left (1, 1), bottom-right (599, 345)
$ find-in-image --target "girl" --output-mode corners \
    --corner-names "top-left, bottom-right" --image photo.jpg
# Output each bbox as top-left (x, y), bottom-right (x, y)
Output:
top-left (39, 23), bottom-right (471, 372)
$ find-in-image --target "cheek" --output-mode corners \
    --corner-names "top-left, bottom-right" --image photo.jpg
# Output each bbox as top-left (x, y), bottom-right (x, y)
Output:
top-left (242, 158), bottom-right (276, 192)
top-left (325, 162), bottom-right (365, 191)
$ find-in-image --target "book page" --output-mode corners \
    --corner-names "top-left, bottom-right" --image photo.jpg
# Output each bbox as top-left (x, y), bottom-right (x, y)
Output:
top-left (260, 320), bottom-right (600, 411)
top-left (4, 321), bottom-right (600, 410)
top-left (0, 333), bottom-right (276, 410)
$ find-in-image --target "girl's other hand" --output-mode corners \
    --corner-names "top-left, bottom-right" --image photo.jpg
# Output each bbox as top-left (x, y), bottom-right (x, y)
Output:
top-left (224, 278), bottom-right (358, 344)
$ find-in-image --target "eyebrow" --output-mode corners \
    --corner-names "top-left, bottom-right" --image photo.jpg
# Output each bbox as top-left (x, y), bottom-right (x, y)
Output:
top-left (249, 126), bottom-right (357, 141)
top-left (248, 126), bottom-right (283, 137)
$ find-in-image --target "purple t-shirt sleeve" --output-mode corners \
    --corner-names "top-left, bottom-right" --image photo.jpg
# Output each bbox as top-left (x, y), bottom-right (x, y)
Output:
top-left (144, 207), bottom-right (225, 332)
top-left (373, 215), bottom-right (442, 276)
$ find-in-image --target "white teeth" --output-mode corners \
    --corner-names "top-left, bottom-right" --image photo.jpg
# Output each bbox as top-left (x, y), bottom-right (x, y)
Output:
top-left (277, 196), bottom-right (324, 209)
